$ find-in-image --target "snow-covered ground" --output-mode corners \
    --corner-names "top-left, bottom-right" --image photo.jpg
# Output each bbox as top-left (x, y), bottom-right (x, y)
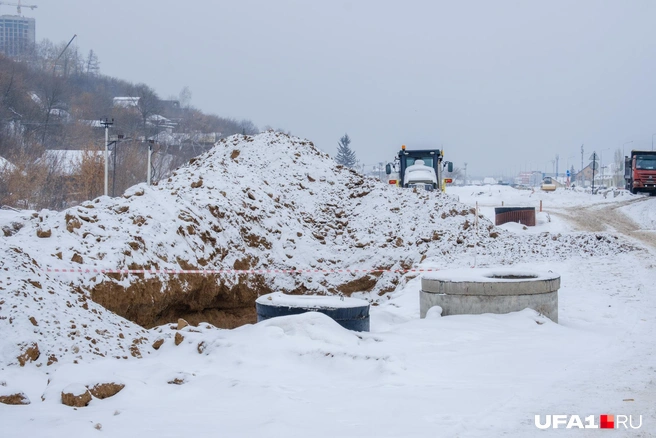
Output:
top-left (2, 137), bottom-right (656, 437)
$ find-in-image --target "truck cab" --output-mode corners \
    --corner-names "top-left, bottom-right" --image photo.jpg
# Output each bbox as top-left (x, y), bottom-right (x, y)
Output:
top-left (625, 151), bottom-right (656, 195)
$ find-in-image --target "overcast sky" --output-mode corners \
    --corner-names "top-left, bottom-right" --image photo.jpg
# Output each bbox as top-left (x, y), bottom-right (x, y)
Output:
top-left (31, 0), bottom-right (656, 178)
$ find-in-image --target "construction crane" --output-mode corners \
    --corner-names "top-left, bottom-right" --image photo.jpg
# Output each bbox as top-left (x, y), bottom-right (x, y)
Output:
top-left (0, 1), bottom-right (37, 15)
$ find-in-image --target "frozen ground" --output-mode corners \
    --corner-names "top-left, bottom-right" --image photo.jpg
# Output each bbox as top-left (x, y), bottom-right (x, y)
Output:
top-left (1, 159), bottom-right (656, 436)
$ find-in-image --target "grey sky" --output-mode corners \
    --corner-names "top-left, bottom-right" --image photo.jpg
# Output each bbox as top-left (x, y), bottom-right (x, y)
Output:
top-left (33, 0), bottom-right (656, 178)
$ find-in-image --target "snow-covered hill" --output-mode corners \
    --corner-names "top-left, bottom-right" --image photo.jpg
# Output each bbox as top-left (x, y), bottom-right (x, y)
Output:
top-left (3, 132), bottom-right (495, 332)
top-left (0, 132), bottom-right (639, 369)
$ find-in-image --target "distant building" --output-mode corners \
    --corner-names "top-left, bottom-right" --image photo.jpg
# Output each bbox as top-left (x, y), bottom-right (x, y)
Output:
top-left (0, 15), bottom-right (35, 58)
top-left (575, 164), bottom-right (594, 186)
top-left (113, 97), bottom-right (140, 108)
top-left (517, 171), bottom-right (542, 186)
top-left (483, 177), bottom-right (497, 185)
top-left (159, 100), bottom-right (181, 119)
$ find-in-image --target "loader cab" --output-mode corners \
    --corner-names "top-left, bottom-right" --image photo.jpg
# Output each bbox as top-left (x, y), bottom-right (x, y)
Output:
top-left (386, 145), bottom-right (453, 190)
top-left (397, 146), bottom-right (444, 189)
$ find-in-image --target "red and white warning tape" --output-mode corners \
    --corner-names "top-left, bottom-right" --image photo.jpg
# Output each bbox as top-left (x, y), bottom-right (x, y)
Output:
top-left (45, 268), bottom-right (438, 275)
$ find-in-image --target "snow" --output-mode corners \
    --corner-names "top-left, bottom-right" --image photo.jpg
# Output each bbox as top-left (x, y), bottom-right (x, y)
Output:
top-left (42, 149), bottom-right (108, 175)
top-left (620, 198), bottom-right (656, 231)
top-left (0, 155), bottom-right (15, 172)
top-left (256, 292), bottom-right (369, 309)
top-left (61, 383), bottom-right (88, 397)
top-left (423, 268), bottom-right (559, 283)
top-left (1, 134), bottom-right (656, 436)
top-left (404, 160), bottom-right (437, 185)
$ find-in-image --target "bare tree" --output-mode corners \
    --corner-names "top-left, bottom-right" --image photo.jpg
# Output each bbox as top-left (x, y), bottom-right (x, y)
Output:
top-left (446, 166), bottom-right (464, 184)
top-left (239, 119), bottom-right (259, 135)
top-left (0, 144), bottom-right (48, 209)
top-left (36, 73), bottom-right (68, 145)
top-left (131, 83), bottom-right (162, 140)
top-left (178, 86), bottom-right (192, 109)
top-left (613, 148), bottom-right (624, 188)
top-left (70, 145), bottom-right (104, 203)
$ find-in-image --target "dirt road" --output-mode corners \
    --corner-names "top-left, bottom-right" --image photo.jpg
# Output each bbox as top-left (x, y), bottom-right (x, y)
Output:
top-left (547, 196), bottom-right (656, 250)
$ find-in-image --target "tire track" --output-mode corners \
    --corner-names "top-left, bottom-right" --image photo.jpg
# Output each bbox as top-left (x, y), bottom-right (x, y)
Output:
top-left (547, 196), bottom-right (656, 250)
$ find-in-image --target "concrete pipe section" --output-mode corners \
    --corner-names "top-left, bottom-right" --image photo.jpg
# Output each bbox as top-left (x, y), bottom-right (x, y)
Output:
top-left (420, 269), bottom-right (560, 323)
top-left (256, 292), bottom-right (370, 332)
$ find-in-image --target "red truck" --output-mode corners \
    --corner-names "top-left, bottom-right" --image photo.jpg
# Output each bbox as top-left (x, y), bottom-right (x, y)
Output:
top-left (625, 150), bottom-right (656, 195)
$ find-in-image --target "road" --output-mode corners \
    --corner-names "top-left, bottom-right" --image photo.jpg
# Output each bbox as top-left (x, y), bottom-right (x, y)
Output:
top-left (547, 195), bottom-right (656, 250)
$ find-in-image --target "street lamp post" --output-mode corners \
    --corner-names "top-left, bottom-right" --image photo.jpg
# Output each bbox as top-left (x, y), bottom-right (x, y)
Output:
top-left (600, 148), bottom-right (610, 186)
top-left (100, 118), bottom-right (114, 197)
top-left (147, 140), bottom-right (154, 186)
top-left (110, 134), bottom-right (126, 197)
top-left (566, 155), bottom-right (576, 171)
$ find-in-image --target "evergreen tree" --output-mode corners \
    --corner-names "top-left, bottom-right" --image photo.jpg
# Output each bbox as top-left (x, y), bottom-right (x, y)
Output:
top-left (336, 133), bottom-right (357, 168)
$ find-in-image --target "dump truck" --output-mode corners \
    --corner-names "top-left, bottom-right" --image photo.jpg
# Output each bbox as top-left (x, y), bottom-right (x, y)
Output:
top-left (624, 150), bottom-right (656, 195)
top-left (385, 145), bottom-right (453, 191)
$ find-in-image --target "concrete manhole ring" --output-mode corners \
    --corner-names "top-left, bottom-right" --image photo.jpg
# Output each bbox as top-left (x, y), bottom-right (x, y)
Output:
top-left (420, 269), bottom-right (560, 322)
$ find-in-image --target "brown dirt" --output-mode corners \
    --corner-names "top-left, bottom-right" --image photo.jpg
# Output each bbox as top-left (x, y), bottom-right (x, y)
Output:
top-left (61, 389), bottom-right (92, 407)
top-left (152, 339), bottom-right (164, 350)
top-left (89, 271), bottom-right (270, 329)
top-left (36, 228), bottom-right (51, 238)
top-left (17, 342), bottom-right (40, 366)
top-left (65, 214), bottom-right (82, 232)
top-left (88, 383), bottom-right (125, 399)
top-left (47, 354), bottom-right (58, 366)
top-left (0, 393), bottom-right (30, 405)
top-left (337, 275), bottom-right (379, 295)
top-left (130, 344), bottom-right (142, 358)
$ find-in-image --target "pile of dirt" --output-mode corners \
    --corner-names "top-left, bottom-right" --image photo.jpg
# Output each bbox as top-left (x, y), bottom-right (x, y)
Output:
top-left (1, 132), bottom-right (638, 337)
top-left (0, 243), bottom-right (151, 367)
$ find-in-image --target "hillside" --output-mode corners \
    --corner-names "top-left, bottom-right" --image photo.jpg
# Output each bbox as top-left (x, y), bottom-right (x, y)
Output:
top-left (0, 49), bottom-right (260, 210)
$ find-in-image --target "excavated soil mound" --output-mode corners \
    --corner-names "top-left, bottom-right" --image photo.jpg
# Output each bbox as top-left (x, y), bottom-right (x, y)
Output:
top-left (2, 132), bottom-right (638, 338)
top-left (5, 132), bottom-right (492, 328)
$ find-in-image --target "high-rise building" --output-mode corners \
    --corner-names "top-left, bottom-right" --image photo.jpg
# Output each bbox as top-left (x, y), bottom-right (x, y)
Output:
top-left (0, 15), bottom-right (35, 58)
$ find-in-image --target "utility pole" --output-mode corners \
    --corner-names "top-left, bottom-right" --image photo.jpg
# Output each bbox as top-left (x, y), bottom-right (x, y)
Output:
top-left (555, 154), bottom-right (559, 177)
top-left (147, 140), bottom-right (153, 186)
top-left (580, 144), bottom-right (584, 185)
top-left (591, 152), bottom-right (598, 193)
top-left (100, 118), bottom-right (114, 196)
top-left (464, 162), bottom-right (468, 186)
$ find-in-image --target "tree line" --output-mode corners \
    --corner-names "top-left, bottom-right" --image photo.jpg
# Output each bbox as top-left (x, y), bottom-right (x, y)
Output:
top-left (0, 39), bottom-right (262, 210)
